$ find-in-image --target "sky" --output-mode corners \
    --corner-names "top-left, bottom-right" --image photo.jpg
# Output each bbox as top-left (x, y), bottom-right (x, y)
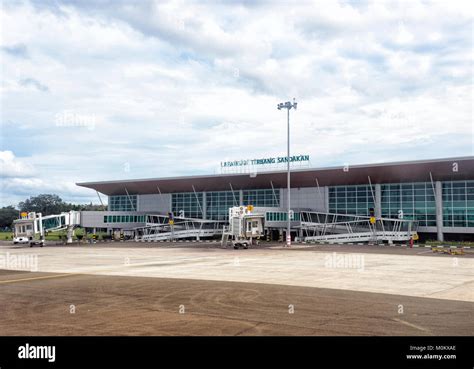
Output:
top-left (0, 0), bottom-right (473, 206)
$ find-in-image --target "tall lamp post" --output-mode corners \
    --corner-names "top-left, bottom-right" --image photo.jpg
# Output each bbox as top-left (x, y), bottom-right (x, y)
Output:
top-left (277, 98), bottom-right (297, 247)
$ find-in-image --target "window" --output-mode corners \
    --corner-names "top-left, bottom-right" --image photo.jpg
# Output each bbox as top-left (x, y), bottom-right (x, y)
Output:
top-left (264, 211), bottom-right (299, 222)
top-left (380, 183), bottom-right (435, 227)
top-left (109, 195), bottom-right (137, 211)
top-left (443, 181), bottom-right (474, 227)
top-left (206, 191), bottom-right (238, 221)
top-left (172, 192), bottom-right (204, 219)
top-left (172, 188), bottom-right (280, 220)
top-left (243, 189), bottom-right (279, 207)
top-left (329, 182), bottom-right (438, 226)
top-left (102, 215), bottom-right (146, 223)
top-left (329, 185), bottom-right (374, 216)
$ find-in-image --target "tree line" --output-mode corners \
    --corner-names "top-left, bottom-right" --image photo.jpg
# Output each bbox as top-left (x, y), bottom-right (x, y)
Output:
top-left (0, 194), bottom-right (107, 229)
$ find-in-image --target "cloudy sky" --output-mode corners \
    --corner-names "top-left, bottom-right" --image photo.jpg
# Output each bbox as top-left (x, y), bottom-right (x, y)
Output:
top-left (0, 0), bottom-right (473, 206)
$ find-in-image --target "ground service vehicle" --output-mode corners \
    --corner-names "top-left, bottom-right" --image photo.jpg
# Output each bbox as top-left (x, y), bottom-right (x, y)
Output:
top-left (13, 211), bottom-right (80, 247)
top-left (221, 206), bottom-right (265, 249)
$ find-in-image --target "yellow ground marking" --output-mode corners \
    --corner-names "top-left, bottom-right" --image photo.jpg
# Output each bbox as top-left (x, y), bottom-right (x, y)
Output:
top-left (0, 273), bottom-right (79, 285)
top-left (0, 256), bottom-right (215, 285)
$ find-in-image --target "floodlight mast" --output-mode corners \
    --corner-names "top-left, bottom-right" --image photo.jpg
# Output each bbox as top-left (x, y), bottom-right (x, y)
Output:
top-left (277, 98), bottom-right (297, 247)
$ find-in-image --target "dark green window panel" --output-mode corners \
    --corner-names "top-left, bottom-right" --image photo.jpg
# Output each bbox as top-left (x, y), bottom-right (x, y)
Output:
top-left (109, 195), bottom-right (137, 211)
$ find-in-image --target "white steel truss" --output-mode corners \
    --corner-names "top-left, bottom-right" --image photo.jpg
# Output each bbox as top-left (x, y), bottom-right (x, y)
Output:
top-left (135, 214), bottom-right (225, 242)
top-left (299, 211), bottom-right (417, 243)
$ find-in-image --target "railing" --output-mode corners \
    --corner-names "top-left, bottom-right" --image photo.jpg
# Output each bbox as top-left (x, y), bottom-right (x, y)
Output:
top-left (300, 211), bottom-right (417, 243)
top-left (135, 214), bottom-right (225, 242)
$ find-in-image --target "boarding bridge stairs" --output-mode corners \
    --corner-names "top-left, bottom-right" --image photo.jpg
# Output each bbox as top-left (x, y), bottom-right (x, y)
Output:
top-left (135, 214), bottom-right (224, 242)
top-left (299, 211), bottom-right (417, 244)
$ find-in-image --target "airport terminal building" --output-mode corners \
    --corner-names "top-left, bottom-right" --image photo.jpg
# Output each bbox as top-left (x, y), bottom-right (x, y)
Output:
top-left (77, 156), bottom-right (474, 242)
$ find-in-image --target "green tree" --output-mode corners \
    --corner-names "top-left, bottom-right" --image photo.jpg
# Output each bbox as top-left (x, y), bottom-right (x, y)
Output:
top-left (18, 194), bottom-right (67, 216)
top-left (0, 206), bottom-right (18, 229)
top-left (75, 202), bottom-right (107, 211)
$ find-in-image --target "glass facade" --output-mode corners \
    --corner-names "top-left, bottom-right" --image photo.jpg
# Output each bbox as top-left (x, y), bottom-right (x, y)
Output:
top-left (329, 183), bottom-right (438, 227)
top-left (329, 185), bottom-right (374, 216)
top-left (381, 183), bottom-right (436, 226)
top-left (171, 188), bottom-right (280, 220)
top-left (109, 195), bottom-right (137, 211)
top-left (104, 215), bottom-right (145, 223)
top-left (42, 217), bottom-right (63, 230)
top-left (266, 211), bottom-right (300, 222)
top-left (206, 191), bottom-right (239, 221)
top-left (243, 189), bottom-right (280, 207)
top-left (172, 192), bottom-right (204, 219)
top-left (442, 181), bottom-right (474, 227)
top-left (106, 181), bottom-right (474, 230)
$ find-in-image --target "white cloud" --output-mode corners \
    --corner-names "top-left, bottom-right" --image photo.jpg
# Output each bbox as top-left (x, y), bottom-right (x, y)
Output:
top-left (0, 151), bottom-right (36, 178)
top-left (0, 0), bottom-right (472, 206)
top-left (394, 22), bottom-right (415, 45)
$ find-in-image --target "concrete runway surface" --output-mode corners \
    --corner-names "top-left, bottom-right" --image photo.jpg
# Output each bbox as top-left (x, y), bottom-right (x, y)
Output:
top-left (0, 242), bottom-right (473, 335)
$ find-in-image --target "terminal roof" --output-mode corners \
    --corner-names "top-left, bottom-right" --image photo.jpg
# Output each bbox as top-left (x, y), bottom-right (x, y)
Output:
top-left (76, 156), bottom-right (474, 196)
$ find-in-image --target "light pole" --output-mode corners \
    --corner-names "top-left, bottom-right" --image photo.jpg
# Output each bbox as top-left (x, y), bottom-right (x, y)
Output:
top-left (277, 98), bottom-right (297, 247)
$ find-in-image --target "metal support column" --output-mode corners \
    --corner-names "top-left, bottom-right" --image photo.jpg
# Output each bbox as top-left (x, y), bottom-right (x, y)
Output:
top-left (229, 183), bottom-right (238, 206)
top-left (124, 187), bottom-right (136, 211)
top-left (192, 185), bottom-right (204, 219)
top-left (270, 181), bottom-right (279, 206)
top-left (435, 181), bottom-right (444, 241)
top-left (96, 191), bottom-right (104, 207)
top-left (202, 192), bottom-right (207, 220)
top-left (324, 186), bottom-right (329, 212)
top-left (375, 184), bottom-right (382, 218)
top-left (315, 178), bottom-right (325, 212)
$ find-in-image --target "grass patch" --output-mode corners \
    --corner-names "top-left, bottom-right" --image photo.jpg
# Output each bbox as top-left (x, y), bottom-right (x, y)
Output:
top-left (422, 240), bottom-right (474, 247)
top-left (0, 232), bottom-right (14, 240)
top-left (0, 229), bottom-right (109, 241)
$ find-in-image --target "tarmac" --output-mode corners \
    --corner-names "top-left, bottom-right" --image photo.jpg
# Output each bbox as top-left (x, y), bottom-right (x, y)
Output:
top-left (0, 242), bottom-right (473, 335)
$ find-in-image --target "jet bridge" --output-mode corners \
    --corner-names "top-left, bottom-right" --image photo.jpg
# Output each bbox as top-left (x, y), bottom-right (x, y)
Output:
top-left (13, 211), bottom-right (81, 246)
top-left (134, 214), bottom-right (225, 242)
top-left (299, 211), bottom-right (417, 244)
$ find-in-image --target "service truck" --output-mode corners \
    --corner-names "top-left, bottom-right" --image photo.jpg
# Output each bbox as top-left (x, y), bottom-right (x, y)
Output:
top-left (221, 206), bottom-right (265, 249)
